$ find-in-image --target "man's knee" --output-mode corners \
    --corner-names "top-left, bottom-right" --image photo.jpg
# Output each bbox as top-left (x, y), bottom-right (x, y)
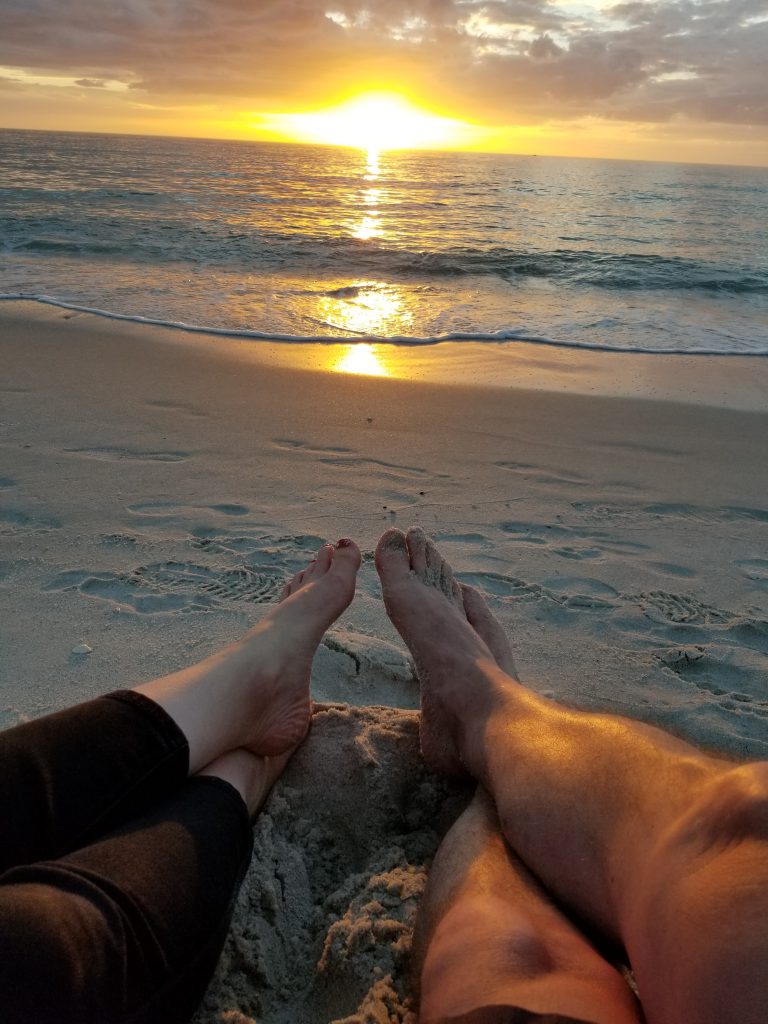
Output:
top-left (672, 762), bottom-right (768, 853)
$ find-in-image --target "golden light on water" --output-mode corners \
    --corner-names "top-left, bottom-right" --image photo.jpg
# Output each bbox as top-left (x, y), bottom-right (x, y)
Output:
top-left (333, 343), bottom-right (390, 377)
top-left (318, 282), bottom-right (409, 337)
top-left (365, 149), bottom-right (381, 177)
top-left (352, 215), bottom-right (381, 240)
top-left (256, 92), bottom-right (475, 153)
top-left (351, 180), bottom-right (384, 239)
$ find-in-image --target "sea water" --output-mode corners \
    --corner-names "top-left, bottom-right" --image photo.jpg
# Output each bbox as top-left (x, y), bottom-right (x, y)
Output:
top-left (1, 128), bottom-right (767, 356)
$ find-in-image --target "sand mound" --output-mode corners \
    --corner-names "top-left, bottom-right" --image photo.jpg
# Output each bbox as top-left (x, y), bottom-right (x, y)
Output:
top-left (195, 704), bottom-right (471, 1024)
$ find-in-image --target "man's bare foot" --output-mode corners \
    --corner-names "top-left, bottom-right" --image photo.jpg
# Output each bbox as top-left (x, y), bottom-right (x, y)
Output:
top-left (416, 788), bottom-right (642, 1024)
top-left (460, 582), bottom-right (518, 680)
top-left (198, 747), bottom-right (293, 819)
top-left (375, 527), bottom-right (519, 778)
top-left (135, 539), bottom-right (361, 773)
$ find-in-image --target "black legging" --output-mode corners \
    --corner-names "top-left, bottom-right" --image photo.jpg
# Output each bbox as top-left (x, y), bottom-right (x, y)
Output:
top-left (0, 690), bottom-right (253, 1024)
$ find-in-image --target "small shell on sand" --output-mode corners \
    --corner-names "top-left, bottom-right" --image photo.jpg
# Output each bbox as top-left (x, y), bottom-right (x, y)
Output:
top-left (71, 643), bottom-right (93, 655)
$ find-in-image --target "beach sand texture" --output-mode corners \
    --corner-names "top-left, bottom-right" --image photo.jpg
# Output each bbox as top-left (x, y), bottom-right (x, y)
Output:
top-left (1, 300), bottom-right (767, 1022)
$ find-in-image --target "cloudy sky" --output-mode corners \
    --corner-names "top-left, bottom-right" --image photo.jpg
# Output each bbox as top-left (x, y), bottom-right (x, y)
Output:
top-left (1, 0), bottom-right (766, 164)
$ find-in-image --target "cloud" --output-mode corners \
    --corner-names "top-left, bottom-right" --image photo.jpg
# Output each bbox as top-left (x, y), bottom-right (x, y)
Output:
top-left (0, 0), bottom-right (765, 129)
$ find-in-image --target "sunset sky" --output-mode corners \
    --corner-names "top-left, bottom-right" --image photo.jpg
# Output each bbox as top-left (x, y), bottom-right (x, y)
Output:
top-left (1, 0), bottom-right (766, 166)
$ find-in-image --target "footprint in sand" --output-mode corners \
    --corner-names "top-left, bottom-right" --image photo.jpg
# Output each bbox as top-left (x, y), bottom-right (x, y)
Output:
top-left (496, 461), bottom-right (591, 488)
top-left (63, 447), bottom-right (189, 463)
top-left (661, 642), bottom-right (768, 707)
top-left (45, 561), bottom-right (285, 613)
top-left (127, 500), bottom-right (251, 521)
top-left (432, 532), bottom-right (488, 546)
top-left (272, 438), bottom-right (356, 455)
top-left (271, 439), bottom-right (449, 487)
top-left (551, 545), bottom-right (603, 560)
top-left (540, 575), bottom-right (619, 610)
top-left (634, 590), bottom-right (729, 626)
top-left (188, 529), bottom-right (328, 568)
top-left (644, 561), bottom-right (698, 579)
top-left (573, 499), bottom-right (768, 529)
top-left (735, 558), bottom-right (768, 588)
top-left (144, 399), bottom-right (207, 418)
top-left (0, 508), bottom-right (61, 535)
top-left (456, 570), bottom-right (542, 601)
top-left (501, 519), bottom-right (648, 561)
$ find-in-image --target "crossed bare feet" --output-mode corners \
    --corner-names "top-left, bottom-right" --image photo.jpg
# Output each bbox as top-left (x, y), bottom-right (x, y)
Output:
top-left (141, 523), bottom-right (527, 814)
top-left (141, 523), bottom-right (524, 812)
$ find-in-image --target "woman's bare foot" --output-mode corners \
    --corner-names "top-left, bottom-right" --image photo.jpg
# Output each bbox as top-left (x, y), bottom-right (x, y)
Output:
top-left (375, 527), bottom-right (520, 778)
top-left (135, 538), bottom-right (361, 773)
top-left (198, 747), bottom-right (293, 819)
top-left (416, 788), bottom-right (642, 1024)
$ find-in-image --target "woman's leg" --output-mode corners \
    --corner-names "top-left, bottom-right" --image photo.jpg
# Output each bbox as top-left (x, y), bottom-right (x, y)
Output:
top-left (0, 539), bottom-right (361, 872)
top-left (0, 689), bottom-right (188, 875)
top-left (0, 755), bottom-right (282, 1024)
top-left (417, 788), bottom-right (642, 1024)
top-left (376, 527), bottom-right (768, 1024)
top-left (133, 538), bottom-right (362, 771)
top-left (0, 540), bottom-right (361, 1024)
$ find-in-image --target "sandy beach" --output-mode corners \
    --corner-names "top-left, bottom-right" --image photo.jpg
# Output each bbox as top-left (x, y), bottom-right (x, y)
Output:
top-left (1, 298), bottom-right (767, 1023)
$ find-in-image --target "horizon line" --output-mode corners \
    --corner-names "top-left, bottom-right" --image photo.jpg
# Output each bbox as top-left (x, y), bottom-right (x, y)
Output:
top-left (1, 124), bottom-right (767, 171)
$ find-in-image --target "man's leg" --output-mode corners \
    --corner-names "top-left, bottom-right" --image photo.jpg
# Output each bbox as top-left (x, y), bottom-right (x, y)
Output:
top-left (416, 788), bottom-right (642, 1024)
top-left (376, 527), bottom-right (768, 1024)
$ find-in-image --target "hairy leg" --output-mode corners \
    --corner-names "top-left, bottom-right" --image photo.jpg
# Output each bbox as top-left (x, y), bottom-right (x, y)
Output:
top-left (135, 538), bottom-right (361, 772)
top-left (376, 527), bottom-right (768, 1024)
top-left (417, 788), bottom-right (642, 1024)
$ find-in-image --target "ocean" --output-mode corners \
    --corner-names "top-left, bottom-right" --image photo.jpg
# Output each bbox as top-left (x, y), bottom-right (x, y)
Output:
top-left (1, 128), bottom-right (767, 356)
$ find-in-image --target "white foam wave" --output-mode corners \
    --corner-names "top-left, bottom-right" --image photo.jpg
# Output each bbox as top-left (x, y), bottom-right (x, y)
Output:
top-left (3, 293), bottom-right (768, 357)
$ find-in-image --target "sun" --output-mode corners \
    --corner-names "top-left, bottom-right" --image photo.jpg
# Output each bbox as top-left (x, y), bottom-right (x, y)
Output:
top-left (256, 92), bottom-right (474, 153)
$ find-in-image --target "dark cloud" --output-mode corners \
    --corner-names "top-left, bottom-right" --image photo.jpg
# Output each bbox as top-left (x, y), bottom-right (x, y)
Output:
top-left (0, 0), bottom-right (766, 126)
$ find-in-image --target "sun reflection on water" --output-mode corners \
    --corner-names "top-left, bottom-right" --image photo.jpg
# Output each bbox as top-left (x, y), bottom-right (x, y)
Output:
top-left (352, 150), bottom-right (385, 239)
top-left (318, 281), bottom-right (409, 337)
top-left (365, 148), bottom-right (381, 178)
top-left (333, 342), bottom-right (390, 377)
top-left (352, 174), bottom-right (384, 239)
top-left (352, 215), bottom-right (381, 240)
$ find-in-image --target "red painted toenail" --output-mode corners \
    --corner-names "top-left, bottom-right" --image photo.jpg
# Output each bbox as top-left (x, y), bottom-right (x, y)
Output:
top-left (336, 537), bottom-right (353, 548)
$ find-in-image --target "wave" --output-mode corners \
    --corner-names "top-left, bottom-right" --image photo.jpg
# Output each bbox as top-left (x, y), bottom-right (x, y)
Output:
top-left (391, 247), bottom-right (768, 295)
top-left (3, 294), bottom-right (767, 356)
top-left (5, 218), bottom-right (766, 296)
top-left (15, 237), bottom-right (124, 255)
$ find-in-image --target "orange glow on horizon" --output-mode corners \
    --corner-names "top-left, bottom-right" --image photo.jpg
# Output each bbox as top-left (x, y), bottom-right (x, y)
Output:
top-left (252, 92), bottom-right (480, 153)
